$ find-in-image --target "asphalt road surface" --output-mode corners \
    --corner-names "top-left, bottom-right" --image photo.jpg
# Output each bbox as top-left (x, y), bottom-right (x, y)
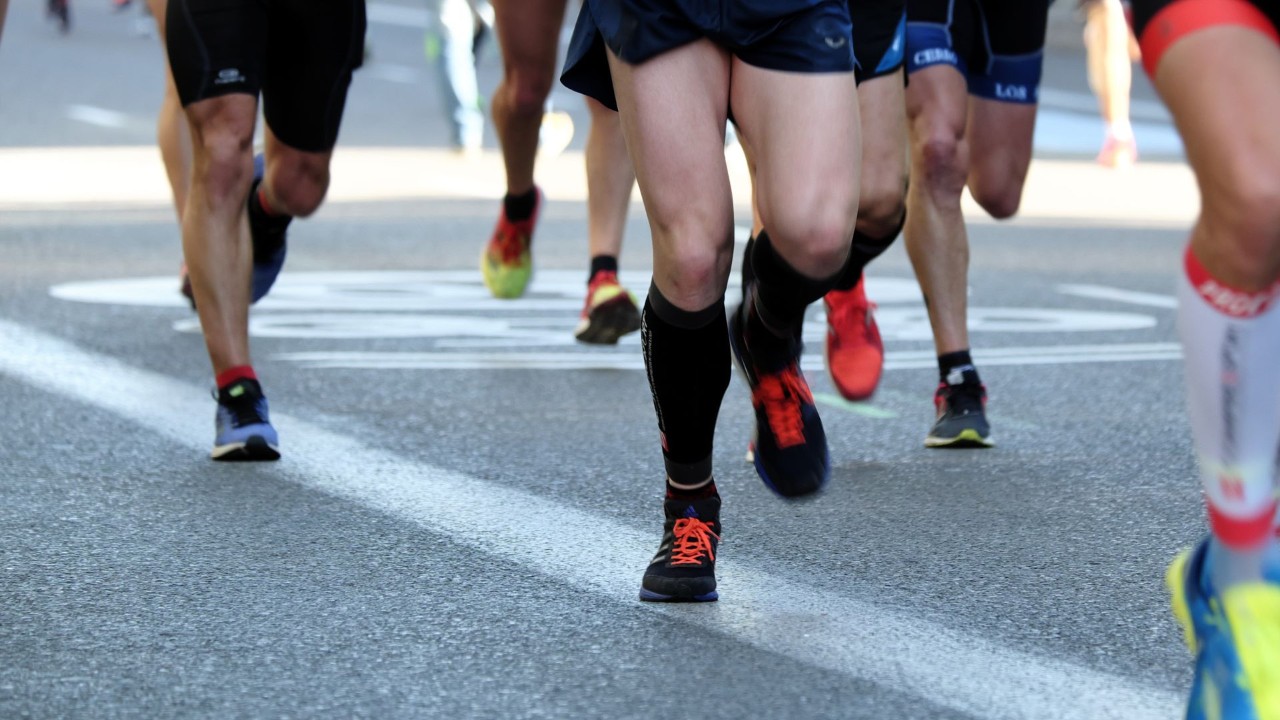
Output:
top-left (2, 3), bottom-right (1204, 718)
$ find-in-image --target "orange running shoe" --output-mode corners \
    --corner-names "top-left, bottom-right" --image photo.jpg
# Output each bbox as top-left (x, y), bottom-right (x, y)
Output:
top-left (574, 271), bottom-right (641, 344)
top-left (824, 274), bottom-right (884, 401)
top-left (481, 188), bottom-right (541, 299)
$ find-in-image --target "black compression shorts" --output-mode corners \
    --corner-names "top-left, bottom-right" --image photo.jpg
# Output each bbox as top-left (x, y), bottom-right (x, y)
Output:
top-left (166, 0), bottom-right (366, 153)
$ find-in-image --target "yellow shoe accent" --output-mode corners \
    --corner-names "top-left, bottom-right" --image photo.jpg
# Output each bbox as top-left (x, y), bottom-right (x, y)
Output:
top-left (481, 248), bottom-right (532, 299)
top-left (1223, 584), bottom-right (1280, 718)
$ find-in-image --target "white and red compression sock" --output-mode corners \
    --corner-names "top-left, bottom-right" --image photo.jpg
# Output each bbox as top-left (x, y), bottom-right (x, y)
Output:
top-left (1179, 246), bottom-right (1280, 581)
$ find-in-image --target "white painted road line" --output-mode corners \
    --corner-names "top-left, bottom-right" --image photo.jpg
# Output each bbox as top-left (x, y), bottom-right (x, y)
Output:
top-left (66, 104), bottom-right (129, 129)
top-left (272, 343), bottom-right (1183, 372)
top-left (1058, 284), bottom-right (1179, 309)
top-left (0, 318), bottom-right (1183, 719)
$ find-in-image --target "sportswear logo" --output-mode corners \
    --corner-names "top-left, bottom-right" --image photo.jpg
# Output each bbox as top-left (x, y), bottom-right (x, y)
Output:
top-left (683, 505), bottom-right (699, 519)
top-left (229, 385), bottom-right (245, 398)
top-left (913, 48), bottom-right (958, 66)
top-left (215, 68), bottom-right (246, 85)
top-left (995, 83), bottom-right (1029, 101)
top-left (946, 365), bottom-right (975, 386)
top-left (824, 36), bottom-right (847, 49)
top-left (1196, 278), bottom-right (1280, 318)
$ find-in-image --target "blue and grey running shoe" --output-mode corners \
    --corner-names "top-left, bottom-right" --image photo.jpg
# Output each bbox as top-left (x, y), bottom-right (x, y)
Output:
top-left (212, 379), bottom-right (280, 461)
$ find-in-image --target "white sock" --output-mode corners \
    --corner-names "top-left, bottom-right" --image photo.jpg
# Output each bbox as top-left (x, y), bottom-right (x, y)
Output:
top-left (1178, 246), bottom-right (1280, 582)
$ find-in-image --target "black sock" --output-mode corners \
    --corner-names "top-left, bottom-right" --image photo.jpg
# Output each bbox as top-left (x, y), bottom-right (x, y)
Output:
top-left (643, 284), bottom-right (731, 489)
top-left (938, 350), bottom-right (980, 385)
top-left (740, 235), bottom-right (757, 293)
top-left (746, 230), bottom-right (840, 360)
top-left (832, 212), bottom-right (905, 291)
top-left (503, 188), bottom-right (539, 221)
top-left (589, 255), bottom-right (618, 282)
top-left (666, 478), bottom-right (719, 500)
top-left (247, 179), bottom-right (291, 261)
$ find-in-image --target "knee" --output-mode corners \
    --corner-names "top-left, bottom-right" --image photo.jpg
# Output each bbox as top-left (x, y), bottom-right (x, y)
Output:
top-left (768, 206), bottom-right (858, 279)
top-left (195, 128), bottom-right (255, 207)
top-left (1205, 174), bottom-right (1280, 284)
top-left (913, 132), bottom-right (968, 201)
top-left (857, 182), bottom-right (907, 239)
top-left (498, 65), bottom-right (554, 118)
top-left (652, 222), bottom-right (734, 309)
top-left (969, 182), bottom-right (1022, 220)
top-left (266, 158), bottom-right (331, 218)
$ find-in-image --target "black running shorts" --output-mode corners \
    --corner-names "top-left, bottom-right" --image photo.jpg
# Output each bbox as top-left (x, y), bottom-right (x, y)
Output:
top-left (906, 0), bottom-right (1051, 103)
top-left (166, 0), bottom-right (366, 153)
top-left (853, 0), bottom-right (907, 83)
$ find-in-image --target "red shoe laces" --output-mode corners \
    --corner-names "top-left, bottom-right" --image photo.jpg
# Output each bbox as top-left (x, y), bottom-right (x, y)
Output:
top-left (755, 365), bottom-right (813, 448)
top-left (670, 517), bottom-right (718, 566)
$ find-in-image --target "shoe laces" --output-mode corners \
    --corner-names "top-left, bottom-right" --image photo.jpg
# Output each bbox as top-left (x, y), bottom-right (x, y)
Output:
top-left (827, 289), bottom-right (876, 348)
top-left (670, 517), bottom-right (718, 566)
top-left (756, 364), bottom-right (813, 448)
top-left (217, 385), bottom-right (267, 428)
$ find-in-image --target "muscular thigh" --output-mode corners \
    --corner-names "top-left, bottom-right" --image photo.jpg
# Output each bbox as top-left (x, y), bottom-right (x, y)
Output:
top-left (493, 0), bottom-right (567, 73)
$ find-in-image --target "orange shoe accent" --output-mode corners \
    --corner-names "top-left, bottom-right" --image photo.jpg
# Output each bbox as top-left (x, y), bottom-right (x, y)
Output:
top-left (670, 517), bottom-right (719, 566)
top-left (1140, 0), bottom-right (1279, 78)
top-left (753, 364), bottom-right (814, 449)
top-left (824, 276), bottom-right (884, 401)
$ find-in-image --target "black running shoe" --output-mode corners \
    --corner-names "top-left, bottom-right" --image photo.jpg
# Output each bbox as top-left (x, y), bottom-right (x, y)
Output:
top-left (729, 301), bottom-right (829, 498)
top-left (925, 374), bottom-right (994, 448)
top-left (640, 494), bottom-right (720, 602)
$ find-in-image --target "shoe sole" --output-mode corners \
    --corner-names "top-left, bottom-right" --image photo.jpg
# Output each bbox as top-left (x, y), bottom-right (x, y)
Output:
top-left (211, 435), bottom-right (281, 462)
top-left (574, 297), bottom-right (641, 345)
top-left (924, 428), bottom-right (994, 449)
top-left (639, 587), bottom-right (719, 603)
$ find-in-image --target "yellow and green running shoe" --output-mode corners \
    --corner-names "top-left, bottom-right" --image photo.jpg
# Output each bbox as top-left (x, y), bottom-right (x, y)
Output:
top-left (481, 188), bottom-right (541, 299)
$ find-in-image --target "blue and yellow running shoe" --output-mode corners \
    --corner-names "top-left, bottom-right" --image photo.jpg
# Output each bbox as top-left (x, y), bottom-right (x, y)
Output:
top-left (1167, 539), bottom-right (1280, 719)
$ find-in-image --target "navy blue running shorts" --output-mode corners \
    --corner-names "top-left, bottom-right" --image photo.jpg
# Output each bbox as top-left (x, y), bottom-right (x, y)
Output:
top-left (561, 0), bottom-right (855, 111)
top-left (853, 0), bottom-right (907, 84)
top-left (905, 0), bottom-right (1051, 104)
top-left (167, 0), bottom-right (366, 153)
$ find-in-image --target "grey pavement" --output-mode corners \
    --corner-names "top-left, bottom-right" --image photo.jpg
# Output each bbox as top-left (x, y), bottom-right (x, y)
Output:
top-left (2, 2), bottom-right (1201, 719)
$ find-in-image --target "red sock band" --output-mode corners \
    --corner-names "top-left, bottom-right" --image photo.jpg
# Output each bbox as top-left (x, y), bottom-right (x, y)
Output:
top-left (1208, 500), bottom-right (1279, 549)
top-left (257, 186), bottom-right (280, 217)
top-left (216, 365), bottom-right (257, 389)
top-left (1140, 0), bottom-right (1279, 78)
top-left (1184, 246), bottom-right (1280, 318)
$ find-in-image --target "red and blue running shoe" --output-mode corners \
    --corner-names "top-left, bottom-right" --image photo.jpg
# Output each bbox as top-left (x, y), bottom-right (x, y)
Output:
top-left (729, 299), bottom-right (829, 498)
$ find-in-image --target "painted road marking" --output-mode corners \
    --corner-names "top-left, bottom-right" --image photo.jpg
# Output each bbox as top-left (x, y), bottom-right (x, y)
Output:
top-left (0, 318), bottom-right (1182, 719)
top-left (1058, 284), bottom-right (1178, 309)
top-left (66, 104), bottom-right (128, 129)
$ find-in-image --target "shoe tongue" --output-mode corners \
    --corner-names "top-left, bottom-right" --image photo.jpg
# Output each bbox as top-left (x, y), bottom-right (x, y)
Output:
top-left (220, 378), bottom-right (262, 402)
